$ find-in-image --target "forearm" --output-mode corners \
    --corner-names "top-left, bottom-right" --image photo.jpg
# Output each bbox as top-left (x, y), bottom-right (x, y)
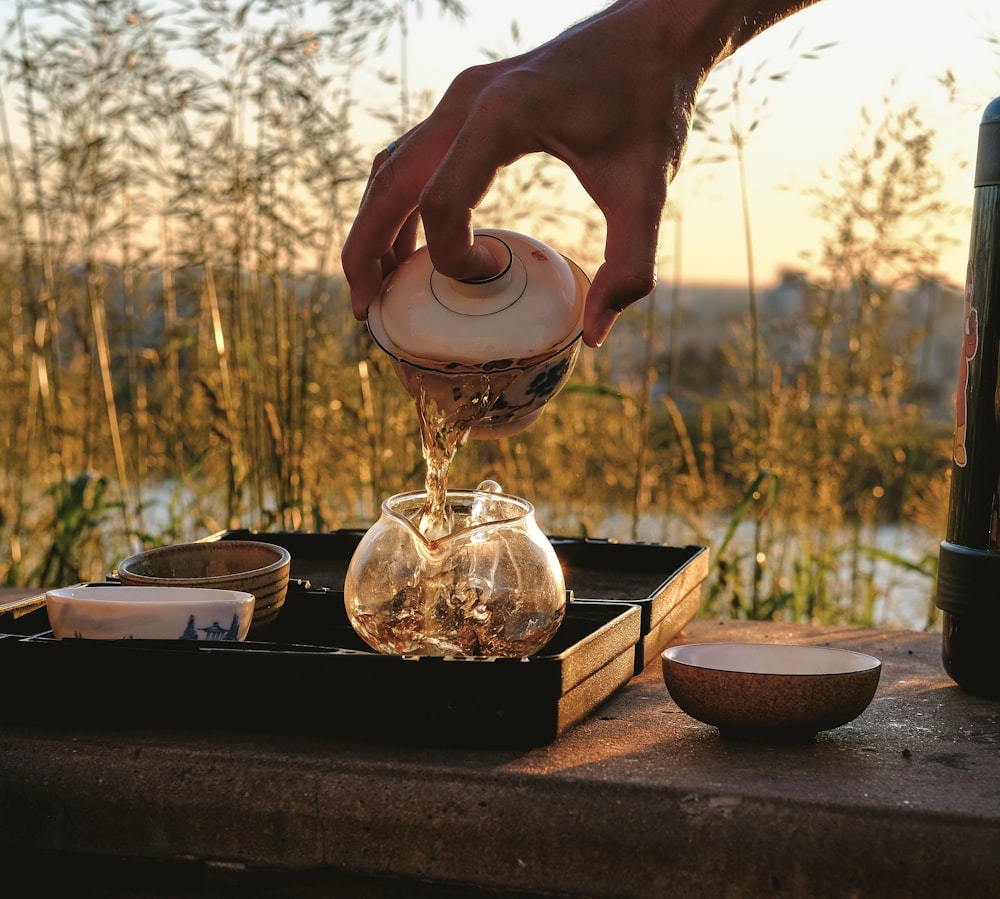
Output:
top-left (682, 0), bottom-right (822, 55)
top-left (605, 0), bottom-right (822, 78)
top-left (343, 0), bottom-right (824, 347)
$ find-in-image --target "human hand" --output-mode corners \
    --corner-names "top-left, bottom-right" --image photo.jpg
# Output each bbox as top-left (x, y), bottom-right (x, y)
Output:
top-left (341, 0), bottom-right (815, 347)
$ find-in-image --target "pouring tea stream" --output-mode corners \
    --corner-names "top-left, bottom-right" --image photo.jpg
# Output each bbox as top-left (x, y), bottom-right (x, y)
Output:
top-left (345, 230), bottom-right (589, 657)
top-left (367, 228), bottom-right (589, 539)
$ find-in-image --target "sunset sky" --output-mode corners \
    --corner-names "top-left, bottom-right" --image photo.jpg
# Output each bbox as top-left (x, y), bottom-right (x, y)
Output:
top-left (360, 0), bottom-right (1000, 289)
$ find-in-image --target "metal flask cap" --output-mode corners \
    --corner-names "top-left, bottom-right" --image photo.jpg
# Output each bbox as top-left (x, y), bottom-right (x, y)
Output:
top-left (367, 229), bottom-right (588, 368)
top-left (975, 95), bottom-right (1000, 187)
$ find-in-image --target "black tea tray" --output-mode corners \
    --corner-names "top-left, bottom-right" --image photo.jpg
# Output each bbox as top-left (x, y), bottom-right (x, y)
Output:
top-left (0, 582), bottom-right (640, 749)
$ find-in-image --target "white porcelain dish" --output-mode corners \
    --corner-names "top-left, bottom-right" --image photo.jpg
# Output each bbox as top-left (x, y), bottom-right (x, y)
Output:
top-left (46, 585), bottom-right (255, 641)
top-left (661, 642), bottom-right (882, 741)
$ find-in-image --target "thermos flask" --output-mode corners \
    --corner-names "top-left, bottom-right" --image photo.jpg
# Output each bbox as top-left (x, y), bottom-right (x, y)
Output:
top-left (936, 96), bottom-right (1000, 699)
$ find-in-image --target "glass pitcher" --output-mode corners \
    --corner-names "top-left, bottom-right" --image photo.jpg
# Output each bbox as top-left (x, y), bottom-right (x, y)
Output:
top-left (344, 482), bottom-right (566, 657)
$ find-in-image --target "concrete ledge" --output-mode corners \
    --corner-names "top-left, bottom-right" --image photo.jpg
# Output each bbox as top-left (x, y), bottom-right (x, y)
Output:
top-left (2, 619), bottom-right (998, 897)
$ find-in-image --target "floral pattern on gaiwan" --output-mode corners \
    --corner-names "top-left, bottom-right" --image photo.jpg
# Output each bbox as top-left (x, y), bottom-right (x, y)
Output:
top-left (475, 341), bottom-right (581, 432)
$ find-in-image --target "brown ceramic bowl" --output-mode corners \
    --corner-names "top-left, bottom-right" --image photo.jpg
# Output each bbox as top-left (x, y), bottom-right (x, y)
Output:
top-left (661, 642), bottom-right (882, 742)
top-left (117, 540), bottom-right (291, 634)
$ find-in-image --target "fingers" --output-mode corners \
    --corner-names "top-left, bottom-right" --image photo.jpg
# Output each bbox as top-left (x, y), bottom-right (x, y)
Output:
top-left (342, 44), bottom-right (678, 347)
top-left (343, 207), bottom-right (421, 321)
top-left (418, 73), bottom-right (525, 282)
top-left (343, 125), bottom-right (446, 320)
top-left (385, 208), bottom-right (421, 277)
top-left (342, 149), bottom-right (418, 320)
top-left (346, 128), bottom-right (667, 349)
top-left (342, 64), bottom-right (511, 320)
top-left (585, 261), bottom-right (658, 349)
top-left (581, 164), bottom-right (666, 348)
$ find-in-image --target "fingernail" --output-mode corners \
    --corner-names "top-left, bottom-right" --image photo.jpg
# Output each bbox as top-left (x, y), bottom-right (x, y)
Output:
top-left (593, 310), bottom-right (619, 348)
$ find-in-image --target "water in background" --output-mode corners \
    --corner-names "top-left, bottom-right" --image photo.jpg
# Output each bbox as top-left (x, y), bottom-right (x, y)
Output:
top-left (538, 505), bottom-right (940, 633)
top-left (134, 482), bottom-right (940, 633)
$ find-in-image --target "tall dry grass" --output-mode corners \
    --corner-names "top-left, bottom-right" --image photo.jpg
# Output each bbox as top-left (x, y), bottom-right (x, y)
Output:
top-left (0, 1), bottom-right (962, 629)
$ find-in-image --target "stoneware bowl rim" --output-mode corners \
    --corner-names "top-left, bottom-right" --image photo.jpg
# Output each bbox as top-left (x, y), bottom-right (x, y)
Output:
top-left (117, 539), bottom-right (291, 582)
top-left (663, 641), bottom-right (882, 675)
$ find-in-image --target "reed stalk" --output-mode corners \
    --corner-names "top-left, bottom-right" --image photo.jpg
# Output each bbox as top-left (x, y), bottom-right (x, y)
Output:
top-left (0, 2), bottom-right (963, 629)
top-left (629, 275), bottom-right (658, 541)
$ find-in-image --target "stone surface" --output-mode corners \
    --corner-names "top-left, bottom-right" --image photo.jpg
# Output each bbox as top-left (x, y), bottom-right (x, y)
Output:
top-left (1, 615), bottom-right (998, 897)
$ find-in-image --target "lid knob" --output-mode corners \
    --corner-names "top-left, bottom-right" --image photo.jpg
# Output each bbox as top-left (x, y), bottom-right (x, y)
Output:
top-left (429, 235), bottom-right (528, 315)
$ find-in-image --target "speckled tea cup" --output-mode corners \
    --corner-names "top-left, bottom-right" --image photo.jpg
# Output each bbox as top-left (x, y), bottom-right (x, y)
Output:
top-left (661, 642), bottom-right (882, 742)
top-left (117, 540), bottom-right (291, 634)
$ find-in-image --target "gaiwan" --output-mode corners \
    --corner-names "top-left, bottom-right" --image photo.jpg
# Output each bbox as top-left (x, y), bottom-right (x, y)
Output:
top-left (366, 228), bottom-right (589, 440)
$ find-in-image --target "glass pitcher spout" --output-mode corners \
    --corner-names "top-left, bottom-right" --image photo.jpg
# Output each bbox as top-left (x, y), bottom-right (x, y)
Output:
top-left (390, 479), bottom-right (528, 556)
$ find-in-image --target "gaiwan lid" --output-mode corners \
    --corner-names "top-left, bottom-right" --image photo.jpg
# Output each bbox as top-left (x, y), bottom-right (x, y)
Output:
top-left (367, 229), bottom-right (588, 368)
